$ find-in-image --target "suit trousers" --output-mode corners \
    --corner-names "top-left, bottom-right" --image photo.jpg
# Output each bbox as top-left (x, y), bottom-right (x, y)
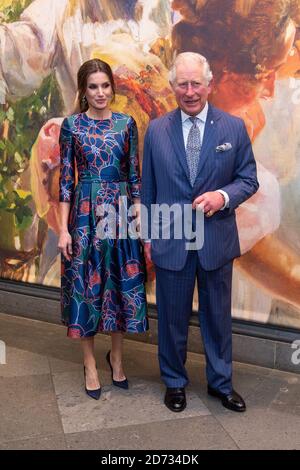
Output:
top-left (155, 251), bottom-right (233, 394)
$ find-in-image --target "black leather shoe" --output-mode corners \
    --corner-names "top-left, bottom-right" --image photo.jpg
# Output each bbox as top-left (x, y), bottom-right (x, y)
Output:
top-left (207, 385), bottom-right (246, 412)
top-left (164, 387), bottom-right (186, 412)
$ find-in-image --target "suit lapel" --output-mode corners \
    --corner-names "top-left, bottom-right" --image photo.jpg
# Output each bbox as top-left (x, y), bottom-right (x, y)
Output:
top-left (195, 104), bottom-right (220, 179)
top-left (166, 108), bottom-right (191, 185)
top-left (165, 105), bottom-right (222, 186)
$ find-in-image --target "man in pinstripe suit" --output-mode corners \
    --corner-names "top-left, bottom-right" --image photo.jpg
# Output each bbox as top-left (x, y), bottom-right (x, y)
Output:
top-left (141, 52), bottom-right (259, 413)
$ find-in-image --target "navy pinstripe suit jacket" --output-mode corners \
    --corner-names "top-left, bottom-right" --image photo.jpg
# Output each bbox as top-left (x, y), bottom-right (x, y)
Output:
top-left (141, 104), bottom-right (259, 271)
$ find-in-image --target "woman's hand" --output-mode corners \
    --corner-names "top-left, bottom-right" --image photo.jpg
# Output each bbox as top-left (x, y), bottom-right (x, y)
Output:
top-left (58, 231), bottom-right (73, 261)
top-left (143, 242), bottom-right (152, 264)
top-left (132, 199), bottom-right (141, 238)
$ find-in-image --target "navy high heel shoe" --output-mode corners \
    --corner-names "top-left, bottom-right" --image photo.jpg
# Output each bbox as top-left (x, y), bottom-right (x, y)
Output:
top-left (106, 350), bottom-right (129, 389)
top-left (83, 366), bottom-right (101, 400)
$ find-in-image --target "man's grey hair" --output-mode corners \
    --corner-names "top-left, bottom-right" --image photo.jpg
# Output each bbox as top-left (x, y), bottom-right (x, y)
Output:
top-left (169, 52), bottom-right (213, 86)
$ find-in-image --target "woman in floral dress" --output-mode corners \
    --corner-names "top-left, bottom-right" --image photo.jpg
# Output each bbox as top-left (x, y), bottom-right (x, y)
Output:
top-left (58, 59), bottom-right (148, 399)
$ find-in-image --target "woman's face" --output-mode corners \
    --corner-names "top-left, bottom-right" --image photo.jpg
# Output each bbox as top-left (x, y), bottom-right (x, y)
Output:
top-left (267, 19), bottom-right (296, 71)
top-left (85, 71), bottom-right (113, 112)
top-left (210, 72), bottom-right (274, 139)
top-left (210, 20), bottom-right (297, 140)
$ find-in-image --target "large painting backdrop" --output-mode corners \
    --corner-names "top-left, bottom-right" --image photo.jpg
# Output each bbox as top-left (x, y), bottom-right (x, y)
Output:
top-left (0, 0), bottom-right (300, 329)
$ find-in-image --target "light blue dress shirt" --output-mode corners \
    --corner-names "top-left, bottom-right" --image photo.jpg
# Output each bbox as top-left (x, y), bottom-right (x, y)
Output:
top-left (181, 103), bottom-right (229, 209)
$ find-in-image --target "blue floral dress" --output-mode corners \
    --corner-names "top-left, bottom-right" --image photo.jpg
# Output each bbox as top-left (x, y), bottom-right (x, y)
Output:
top-left (59, 112), bottom-right (148, 338)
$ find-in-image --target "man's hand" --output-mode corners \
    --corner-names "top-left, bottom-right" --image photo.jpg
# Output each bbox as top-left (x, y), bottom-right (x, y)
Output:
top-left (192, 191), bottom-right (225, 217)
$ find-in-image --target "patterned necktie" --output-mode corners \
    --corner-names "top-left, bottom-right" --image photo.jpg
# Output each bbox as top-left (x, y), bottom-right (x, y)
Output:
top-left (186, 116), bottom-right (201, 186)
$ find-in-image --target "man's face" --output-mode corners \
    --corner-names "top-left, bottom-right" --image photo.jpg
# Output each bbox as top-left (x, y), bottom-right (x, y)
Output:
top-left (171, 60), bottom-right (211, 115)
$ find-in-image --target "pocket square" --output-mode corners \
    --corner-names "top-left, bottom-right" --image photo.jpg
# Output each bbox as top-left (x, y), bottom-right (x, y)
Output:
top-left (216, 143), bottom-right (232, 152)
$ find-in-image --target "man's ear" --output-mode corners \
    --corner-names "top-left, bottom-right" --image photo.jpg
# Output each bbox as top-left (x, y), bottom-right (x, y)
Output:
top-left (207, 77), bottom-right (217, 94)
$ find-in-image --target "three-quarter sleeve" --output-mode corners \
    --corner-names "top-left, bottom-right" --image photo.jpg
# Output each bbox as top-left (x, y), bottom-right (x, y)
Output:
top-left (59, 117), bottom-right (75, 202)
top-left (127, 116), bottom-right (141, 199)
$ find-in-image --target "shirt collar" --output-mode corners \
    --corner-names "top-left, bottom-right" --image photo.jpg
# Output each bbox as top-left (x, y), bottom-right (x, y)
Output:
top-left (181, 102), bottom-right (209, 124)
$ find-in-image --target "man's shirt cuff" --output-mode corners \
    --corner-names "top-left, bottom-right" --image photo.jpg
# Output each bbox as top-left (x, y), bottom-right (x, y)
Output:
top-left (216, 190), bottom-right (229, 210)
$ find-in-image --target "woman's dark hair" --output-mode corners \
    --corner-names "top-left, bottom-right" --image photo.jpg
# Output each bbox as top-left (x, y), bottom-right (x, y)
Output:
top-left (76, 58), bottom-right (116, 112)
top-left (172, 0), bottom-right (300, 80)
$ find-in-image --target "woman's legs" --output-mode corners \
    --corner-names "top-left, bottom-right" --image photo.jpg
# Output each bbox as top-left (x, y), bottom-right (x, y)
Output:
top-left (81, 333), bottom-right (126, 387)
top-left (81, 337), bottom-right (101, 390)
top-left (110, 332), bottom-right (126, 381)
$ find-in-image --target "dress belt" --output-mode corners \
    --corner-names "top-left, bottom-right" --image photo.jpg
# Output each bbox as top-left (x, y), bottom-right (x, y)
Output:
top-left (79, 177), bottom-right (127, 183)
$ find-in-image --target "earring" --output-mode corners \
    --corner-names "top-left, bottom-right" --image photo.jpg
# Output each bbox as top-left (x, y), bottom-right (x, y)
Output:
top-left (81, 96), bottom-right (88, 106)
